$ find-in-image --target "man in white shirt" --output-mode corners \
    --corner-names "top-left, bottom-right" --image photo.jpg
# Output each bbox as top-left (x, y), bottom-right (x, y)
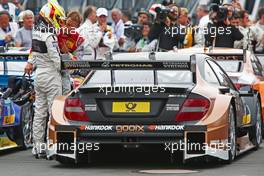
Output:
top-left (0, 0), bottom-right (23, 22)
top-left (96, 8), bottom-right (116, 60)
top-left (195, 5), bottom-right (210, 47)
top-left (111, 8), bottom-right (125, 48)
top-left (0, 10), bottom-right (18, 46)
top-left (196, 5), bottom-right (210, 28)
top-left (78, 6), bottom-right (103, 60)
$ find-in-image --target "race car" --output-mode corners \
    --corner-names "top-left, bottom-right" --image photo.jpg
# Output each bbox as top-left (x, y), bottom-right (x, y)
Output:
top-left (0, 47), bottom-right (30, 88)
top-left (48, 52), bottom-right (262, 164)
top-left (179, 48), bottom-right (264, 139)
top-left (0, 48), bottom-right (33, 150)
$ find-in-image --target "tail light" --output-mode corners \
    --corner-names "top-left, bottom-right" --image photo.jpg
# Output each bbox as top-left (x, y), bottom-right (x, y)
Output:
top-left (64, 98), bottom-right (90, 122)
top-left (234, 83), bottom-right (251, 90)
top-left (176, 98), bottom-right (210, 123)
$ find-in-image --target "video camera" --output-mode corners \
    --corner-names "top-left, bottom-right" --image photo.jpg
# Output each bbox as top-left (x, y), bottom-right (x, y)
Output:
top-left (210, 0), bottom-right (228, 24)
top-left (155, 6), bottom-right (171, 23)
top-left (124, 24), bottom-right (143, 39)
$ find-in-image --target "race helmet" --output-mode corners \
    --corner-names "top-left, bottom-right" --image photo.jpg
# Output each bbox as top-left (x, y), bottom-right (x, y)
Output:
top-left (39, 0), bottom-right (66, 29)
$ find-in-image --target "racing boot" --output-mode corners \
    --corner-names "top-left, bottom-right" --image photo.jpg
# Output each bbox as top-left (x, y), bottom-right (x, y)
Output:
top-left (32, 142), bottom-right (47, 159)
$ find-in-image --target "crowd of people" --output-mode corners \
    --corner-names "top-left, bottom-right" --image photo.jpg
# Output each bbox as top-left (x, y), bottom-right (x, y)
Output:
top-left (1, 0), bottom-right (264, 158)
top-left (1, 0), bottom-right (264, 55)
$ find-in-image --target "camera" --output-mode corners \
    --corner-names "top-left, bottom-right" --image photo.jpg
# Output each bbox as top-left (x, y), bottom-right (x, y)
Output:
top-left (155, 7), bottom-right (171, 23)
top-left (124, 24), bottom-right (143, 39)
top-left (210, 0), bottom-right (228, 24)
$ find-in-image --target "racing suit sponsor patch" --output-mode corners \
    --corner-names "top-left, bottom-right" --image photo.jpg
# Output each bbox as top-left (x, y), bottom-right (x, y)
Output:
top-left (32, 39), bottom-right (48, 53)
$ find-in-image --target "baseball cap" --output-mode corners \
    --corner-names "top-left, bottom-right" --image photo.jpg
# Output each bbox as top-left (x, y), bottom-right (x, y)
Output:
top-left (138, 10), bottom-right (149, 17)
top-left (96, 8), bottom-right (108, 17)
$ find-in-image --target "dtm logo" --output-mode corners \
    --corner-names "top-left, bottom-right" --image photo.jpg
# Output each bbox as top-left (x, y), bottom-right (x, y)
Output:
top-left (116, 125), bottom-right (144, 133)
top-left (148, 125), bottom-right (184, 131)
top-left (125, 102), bottom-right (137, 112)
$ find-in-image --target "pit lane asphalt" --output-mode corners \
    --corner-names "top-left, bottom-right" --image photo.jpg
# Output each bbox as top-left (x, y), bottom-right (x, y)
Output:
top-left (0, 142), bottom-right (263, 176)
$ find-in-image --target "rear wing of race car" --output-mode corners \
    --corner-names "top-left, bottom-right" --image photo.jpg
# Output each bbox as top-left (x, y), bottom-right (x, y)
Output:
top-left (61, 53), bottom-right (197, 84)
top-left (61, 53), bottom-right (197, 71)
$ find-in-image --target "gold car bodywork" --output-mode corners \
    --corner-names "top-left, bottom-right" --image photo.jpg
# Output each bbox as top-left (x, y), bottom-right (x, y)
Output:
top-left (179, 48), bottom-right (264, 127)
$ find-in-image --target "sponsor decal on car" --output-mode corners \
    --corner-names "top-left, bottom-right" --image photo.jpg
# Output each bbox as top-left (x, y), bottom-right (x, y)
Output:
top-left (163, 61), bottom-right (190, 69)
top-left (79, 125), bottom-right (113, 131)
top-left (103, 63), bottom-right (153, 69)
top-left (63, 61), bottom-right (91, 69)
top-left (85, 104), bottom-right (97, 111)
top-left (78, 125), bottom-right (185, 133)
top-left (62, 60), bottom-right (191, 70)
top-left (168, 95), bottom-right (187, 98)
top-left (166, 104), bottom-right (180, 111)
top-left (210, 55), bottom-right (244, 61)
top-left (116, 125), bottom-right (144, 133)
top-left (0, 55), bottom-right (28, 61)
top-left (148, 125), bottom-right (185, 131)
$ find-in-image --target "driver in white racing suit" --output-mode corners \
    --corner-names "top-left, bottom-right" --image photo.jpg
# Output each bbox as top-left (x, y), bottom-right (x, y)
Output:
top-left (24, 0), bottom-right (66, 158)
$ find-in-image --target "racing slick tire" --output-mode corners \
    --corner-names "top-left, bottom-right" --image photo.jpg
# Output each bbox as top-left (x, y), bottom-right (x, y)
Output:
top-left (249, 100), bottom-right (263, 150)
top-left (6, 102), bottom-right (34, 149)
top-left (19, 102), bottom-right (34, 149)
top-left (225, 105), bottom-right (237, 164)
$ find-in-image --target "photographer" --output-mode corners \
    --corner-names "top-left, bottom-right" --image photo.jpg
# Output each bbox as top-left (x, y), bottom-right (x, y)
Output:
top-left (121, 24), bottom-right (141, 52)
top-left (128, 23), bottom-right (157, 52)
top-left (137, 11), bottom-right (150, 25)
top-left (223, 3), bottom-right (235, 19)
top-left (204, 2), bottom-right (243, 48)
top-left (148, 4), bottom-right (185, 51)
top-left (122, 10), bottom-right (132, 25)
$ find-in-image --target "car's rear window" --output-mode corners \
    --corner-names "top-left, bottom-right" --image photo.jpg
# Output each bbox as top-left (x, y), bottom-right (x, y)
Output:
top-left (86, 70), bottom-right (193, 86)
